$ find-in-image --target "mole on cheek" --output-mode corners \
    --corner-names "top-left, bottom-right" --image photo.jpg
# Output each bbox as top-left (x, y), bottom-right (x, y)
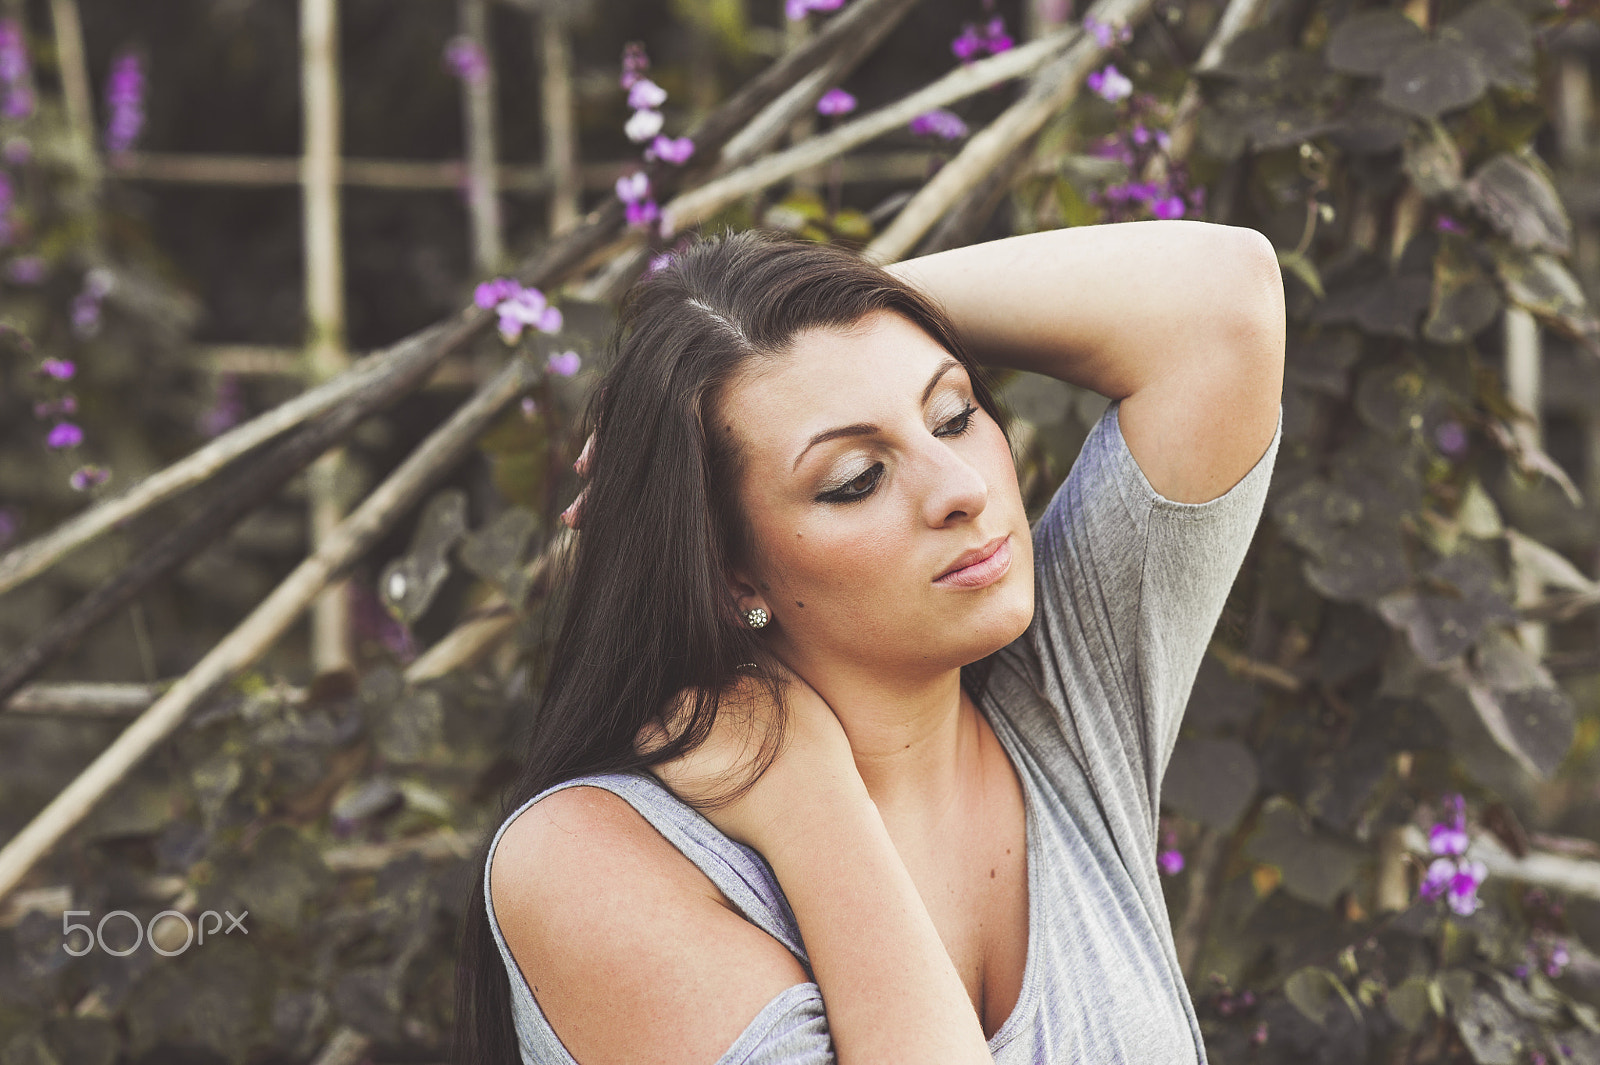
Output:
top-left (795, 600), bottom-right (804, 608)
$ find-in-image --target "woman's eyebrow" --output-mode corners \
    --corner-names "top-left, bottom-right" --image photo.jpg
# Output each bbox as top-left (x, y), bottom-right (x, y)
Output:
top-left (791, 358), bottom-right (962, 472)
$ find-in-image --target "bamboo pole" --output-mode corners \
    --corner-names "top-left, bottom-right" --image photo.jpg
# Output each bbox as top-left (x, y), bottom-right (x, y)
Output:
top-left (0, 0), bottom-right (927, 900)
top-left (0, 0), bottom-right (918, 604)
top-left (0, 356), bottom-right (540, 902)
top-left (460, 0), bottom-right (504, 271)
top-left (1505, 305), bottom-right (1548, 660)
top-left (45, 0), bottom-right (100, 204)
top-left (537, 5), bottom-right (580, 236)
top-left (863, 0), bottom-right (1159, 264)
top-left (0, 319), bottom-right (477, 703)
top-left (302, 0), bottom-right (353, 674)
top-left (664, 28), bottom-right (1082, 235)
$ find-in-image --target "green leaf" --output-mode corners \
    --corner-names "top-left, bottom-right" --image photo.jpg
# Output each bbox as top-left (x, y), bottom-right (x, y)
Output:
top-left (1243, 798), bottom-right (1363, 908)
top-left (379, 489), bottom-right (470, 625)
top-left (1325, 11), bottom-right (1426, 76)
top-left (1285, 966), bottom-right (1362, 1026)
top-left (1386, 975), bottom-right (1435, 1032)
top-left (1467, 153), bottom-right (1572, 254)
top-left (1379, 40), bottom-right (1489, 119)
top-left (1277, 249), bottom-right (1324, 299)
top-left (1162, 738), bottom-right (1258, 832)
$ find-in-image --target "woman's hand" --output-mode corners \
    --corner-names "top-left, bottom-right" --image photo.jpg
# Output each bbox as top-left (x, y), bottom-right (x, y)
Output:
top-left (559, 430), bottom-right (594, 529)
top-left (634, 661), bottom-right (865, 853)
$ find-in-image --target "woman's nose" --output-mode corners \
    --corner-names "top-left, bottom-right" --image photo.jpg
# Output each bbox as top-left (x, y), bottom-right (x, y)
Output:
top-left (918, 440), bottom-right (989, 527)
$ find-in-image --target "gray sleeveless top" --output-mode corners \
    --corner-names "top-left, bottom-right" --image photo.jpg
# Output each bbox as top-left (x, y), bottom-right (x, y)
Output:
top-left (484, 399), bottom-right (1283, 1063)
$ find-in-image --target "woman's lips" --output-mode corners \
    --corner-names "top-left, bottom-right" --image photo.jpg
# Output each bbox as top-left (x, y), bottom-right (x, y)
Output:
top-left (934, 535), bottom-right (1012, 589)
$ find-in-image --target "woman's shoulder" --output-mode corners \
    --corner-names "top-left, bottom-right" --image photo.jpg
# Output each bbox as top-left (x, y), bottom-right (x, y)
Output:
top-left (488, 781), bottom-right (814, 1063)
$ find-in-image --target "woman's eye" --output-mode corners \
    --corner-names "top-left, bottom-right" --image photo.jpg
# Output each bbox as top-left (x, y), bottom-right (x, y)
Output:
top-left (814, 405), bottom-right (976, 504)
top-left (936, 403), bottom-right (977, 437)
top-left (818, 464), bottom-right (883, 504)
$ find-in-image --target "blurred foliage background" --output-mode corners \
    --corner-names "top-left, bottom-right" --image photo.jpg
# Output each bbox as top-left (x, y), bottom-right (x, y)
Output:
top-left (2, 0), bottom-right (1600, 1062)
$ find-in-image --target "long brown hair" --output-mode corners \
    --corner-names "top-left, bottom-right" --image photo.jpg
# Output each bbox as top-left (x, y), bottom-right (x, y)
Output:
top-left (452, 227), bottom-right (1011, 1063)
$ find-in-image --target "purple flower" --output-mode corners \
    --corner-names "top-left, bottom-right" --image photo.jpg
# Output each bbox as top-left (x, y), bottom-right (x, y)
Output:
top-left (1546, 941), bottom-right (1570, 977)
top-left (69, 464), bottom-right (108, 491)
top-left (537, 305), bottom-right (563, 334)
top-left (646, 135), bottom-right (695, 165)
top-left (620, 42), bottom-right (649, 90)
top-left (546, 350), bottom-right (582, 377)
top-left (1435, 214), bottom-right (1466, 234)
top-left (951, 14), bottom-right (1013, 63)
top-left (1446, 860), bottom-right (1487, 916)
top-left (1434, 419), bottom-right (1468, 456)
top-left (37, 357), bottom-right (75, 380)
top-left (910, 108), bottom-right (968, 141)
top-left (982, 17), bottom-right (1014, 53)
top-left (648, 251), bottom-right (675, 274)
top-left (1084, 16), bottom-right (1132, 48)
top-left (1151, 195), bottom-right (1186, 219)
top-left (615, 171), bottom-right (651, 204)
top-left (6, 255), bottom-right (44, 284)
top-left (1419, 856), bottom-right (1456, 901)
top-left (1429, 820), bottom-right (1469, 857)
top-left (624, 108), bottom-right (664, 144)
top-left (627, 78), bottom-right (667, 111)
top-left (474, 277), bottom-right (520, 309)
top-left (1157, 849), bottom-right (1184, 875)
top-left (952, 24), bottom-right (985, 61)
top-left (817, 87), bottom-right (856, 116)
top-left (495, 287), bottom-right (550, 343)
top-left (46, 421), bottom-right (83, 448)
top-left (520, 396), bottom-right (539, 419)
top-left (103, 51), bottom-right (145, 157)
top-left (444, 36), bottom-right (488, 85)
top-left (626, 198), bottom-right (659, 228)
top-left (1087, 63), bottom-right (1133, 103)
top-left (787, 0), bottom-right (845, 19)
top-left (33, 395), bottom-right (76, 418)
top-left (0, 19), bottom-right (34, 120)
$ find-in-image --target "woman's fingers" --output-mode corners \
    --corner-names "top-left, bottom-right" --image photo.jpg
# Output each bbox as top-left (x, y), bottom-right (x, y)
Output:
top-left (574, 431), bottom-right (595, 477)
top-left (559, 485), bottom-right (589, 529)
top-left (561, 431), bottom-right (598, 528)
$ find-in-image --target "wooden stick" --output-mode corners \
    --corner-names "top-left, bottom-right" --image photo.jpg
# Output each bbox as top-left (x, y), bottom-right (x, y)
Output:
top-left (0, 340), bottom-right (420, 598)
top-left (1401, 825), bottom-right (1600, 902)
top-left (0, 355), bottom-right (540, 901)
top-left (460, 0), bottom-right (505, 270)
top-left (46, 0), bottom-right (101, 199)
top-left (538, 6), bottom-right (581, 236)
top-left (302, 0), bottom-right (354, 675)
top-left (665, 27), bottom-right (1079, 235)
top-left (5, 682), bottom-right (165, 717)
top-left (0, 5), bottom-right (882, 602)
top-left (864, 0), bottom-right (1159, 264)
top-left (1505, 306), bottom-right (1548, 659)
top-left (0, 318), bottom-right (479, 704)
top-left (404, 527), bottom-right (571, 681)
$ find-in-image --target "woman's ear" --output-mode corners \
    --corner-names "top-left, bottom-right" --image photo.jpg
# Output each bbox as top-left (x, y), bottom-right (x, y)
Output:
top-left (726, 569), bottom-right (768, 620)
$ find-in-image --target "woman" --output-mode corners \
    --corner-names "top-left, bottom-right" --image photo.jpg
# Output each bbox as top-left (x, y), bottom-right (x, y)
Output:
top-left (453, 221), bottom-right (1286, 1064)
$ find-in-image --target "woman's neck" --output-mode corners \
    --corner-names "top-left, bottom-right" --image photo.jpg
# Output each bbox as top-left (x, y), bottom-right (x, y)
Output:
top-left (802, 662), bottom-right (981, 836)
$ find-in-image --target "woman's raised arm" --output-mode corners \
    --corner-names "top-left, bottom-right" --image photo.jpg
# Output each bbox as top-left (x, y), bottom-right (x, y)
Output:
top-left (885, 219), bottom-right (1285, 506)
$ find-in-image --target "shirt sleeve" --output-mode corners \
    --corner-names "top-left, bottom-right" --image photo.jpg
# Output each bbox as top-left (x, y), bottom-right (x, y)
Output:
top-left (1018, 397), bottom-right (1282, 847)
top-left (719, 983), bottom-right (835, 1065)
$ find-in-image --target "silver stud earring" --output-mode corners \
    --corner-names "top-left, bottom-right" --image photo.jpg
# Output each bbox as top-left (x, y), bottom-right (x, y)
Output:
top-left (744, 606), bottom-right (769, 629)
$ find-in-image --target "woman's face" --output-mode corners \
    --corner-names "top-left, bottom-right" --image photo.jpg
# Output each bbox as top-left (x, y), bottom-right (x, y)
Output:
top-left (718, 308), bottom-right (1035, 678)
